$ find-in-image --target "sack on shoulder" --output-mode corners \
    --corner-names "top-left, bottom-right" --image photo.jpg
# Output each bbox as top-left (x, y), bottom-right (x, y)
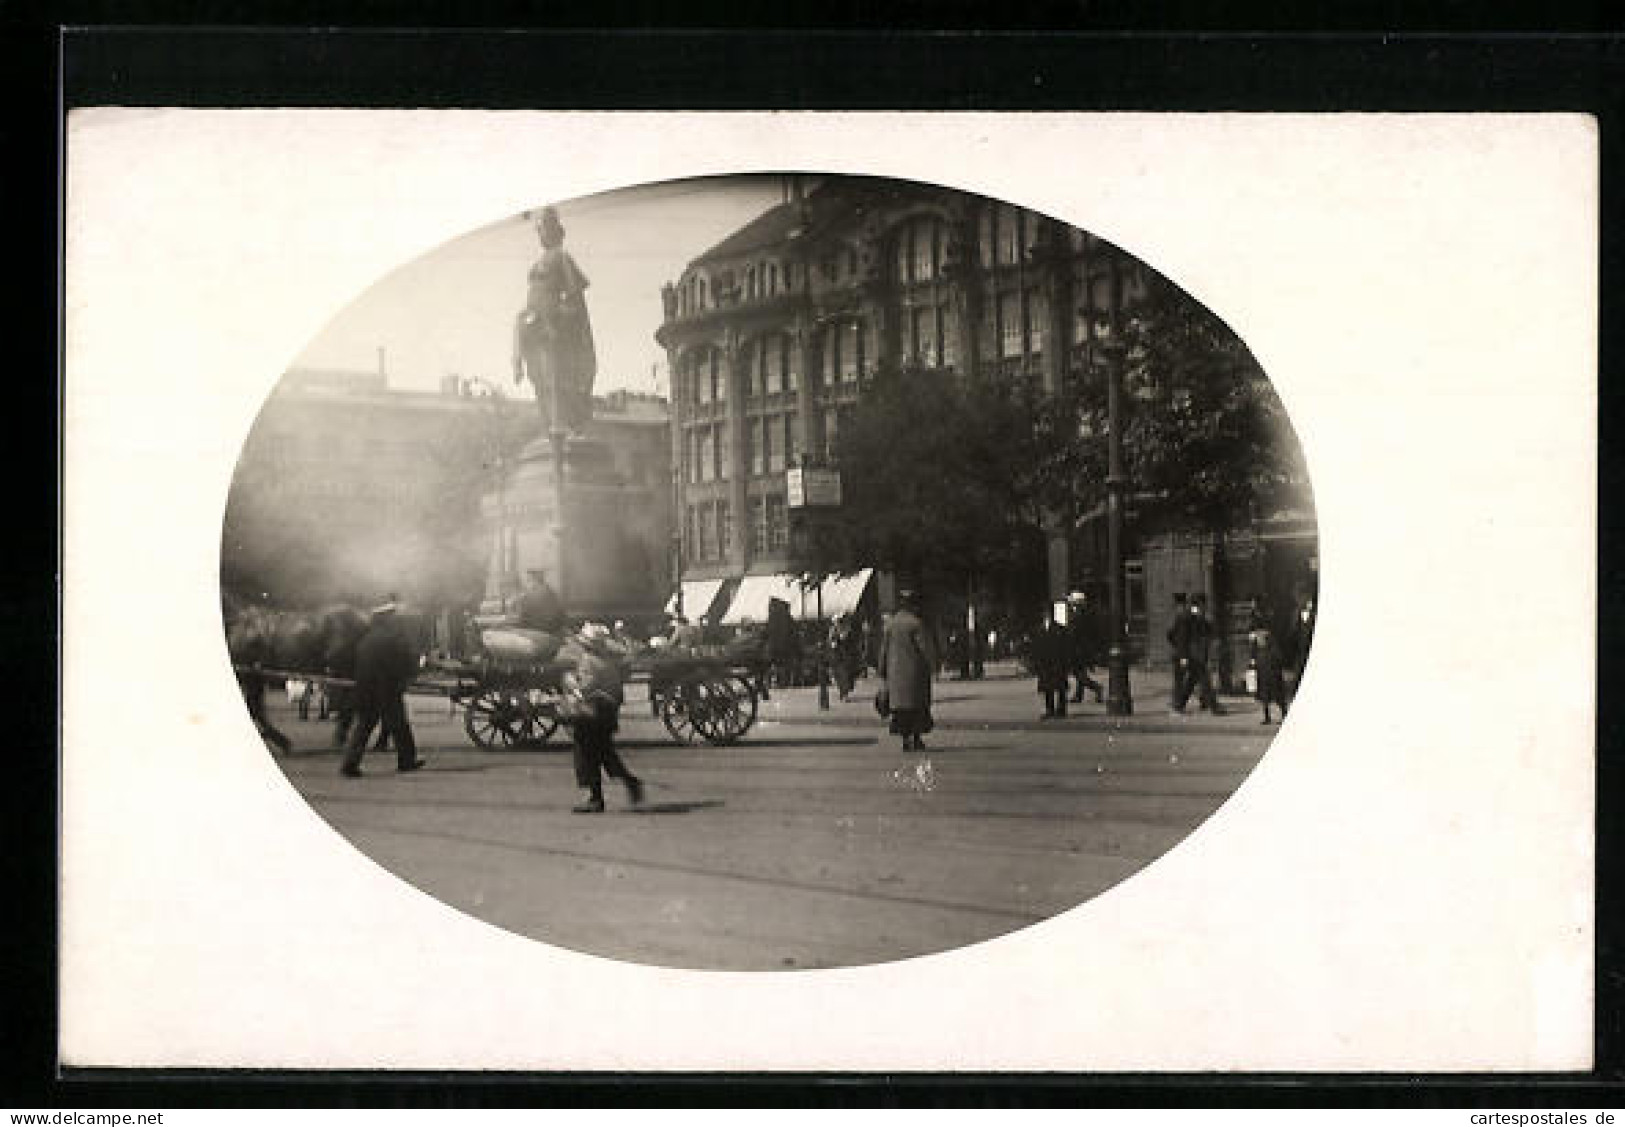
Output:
top-left (556, 690), bottom-right (597, 723)
top-left (873, 688), bottom-right (891, 718)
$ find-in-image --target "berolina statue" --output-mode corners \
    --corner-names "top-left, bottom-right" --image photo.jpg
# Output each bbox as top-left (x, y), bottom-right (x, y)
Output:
top-left (512, 206), bottom-right (597, 435)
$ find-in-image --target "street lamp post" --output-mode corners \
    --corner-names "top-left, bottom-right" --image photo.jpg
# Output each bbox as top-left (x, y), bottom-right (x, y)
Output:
top-left (815, 577), bottom-right (828, 711)
top-left (1095, 315), bottom-right (1134, 717)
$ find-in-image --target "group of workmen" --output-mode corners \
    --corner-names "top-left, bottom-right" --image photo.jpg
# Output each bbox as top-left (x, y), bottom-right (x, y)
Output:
top-left (317, 568), bottom-right (643, 814)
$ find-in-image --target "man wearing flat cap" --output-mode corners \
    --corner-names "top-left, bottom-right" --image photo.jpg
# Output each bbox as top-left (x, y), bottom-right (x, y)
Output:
top-left (339, 596), bottom-right (425, 777)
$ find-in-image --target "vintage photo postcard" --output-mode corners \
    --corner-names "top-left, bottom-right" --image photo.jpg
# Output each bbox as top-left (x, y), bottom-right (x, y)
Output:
top-left (60, 110), bottom-right (1596, 1073)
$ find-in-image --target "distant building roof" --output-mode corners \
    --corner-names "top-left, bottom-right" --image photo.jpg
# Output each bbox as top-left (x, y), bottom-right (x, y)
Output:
top-left (690, 179), bottom-right (858, 268)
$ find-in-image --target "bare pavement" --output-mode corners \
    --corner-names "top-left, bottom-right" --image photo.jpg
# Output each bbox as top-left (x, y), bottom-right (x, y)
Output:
top-left (267, 662), bottom-right (1278, 971)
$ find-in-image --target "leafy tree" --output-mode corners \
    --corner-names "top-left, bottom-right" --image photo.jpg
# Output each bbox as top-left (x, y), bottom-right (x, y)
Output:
top-left (810, 365), bottom-right (1057, 619)
top-left (1117, 275), bottom-right (1310, 530)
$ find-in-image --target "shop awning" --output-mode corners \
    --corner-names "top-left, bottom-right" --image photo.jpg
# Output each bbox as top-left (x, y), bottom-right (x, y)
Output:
top-left (720, 573), bottom-right (804, 625)
top-left (664, 578), bottom-right (729, 620)
top-left (720, 569), bottom-right (873, 624)
top-left (812, 568), bottom-right (873, 618)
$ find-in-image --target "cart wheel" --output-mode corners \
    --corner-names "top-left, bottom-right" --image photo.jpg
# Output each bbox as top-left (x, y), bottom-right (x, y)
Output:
top-left (463, 690), bottom-right (528, 749)
top-left (659, 683), bottom-right (704, 745)
top-left (701, 675), bottom-right (758, 745)
top-left (513, 706), bottom-right (560, 748)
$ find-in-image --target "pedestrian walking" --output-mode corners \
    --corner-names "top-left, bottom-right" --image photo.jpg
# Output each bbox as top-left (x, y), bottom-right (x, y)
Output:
top-left (1164, 593), bottom-right (1189, 709)
top-left (878, 589), bottom-right (934, 751)
top-left (829, 614), bottom-right (860, 701)
top-left (1284, 594), bottom-right (1317, 704)
top-left (765, 596), bottom-right (800, 689)
top-left (1248, 600), bottom-right (1289, 724)
top-left (1034, 613), bottom-right (1071, 719)
top-left (561, 622), bottom-right (644, 814)
top-left (1067, 592), bottom-right (1105, 705)
top-left (339, 598), bottom-right (425, 777)
top-left (1170, 593), bottom-right (1224, 715)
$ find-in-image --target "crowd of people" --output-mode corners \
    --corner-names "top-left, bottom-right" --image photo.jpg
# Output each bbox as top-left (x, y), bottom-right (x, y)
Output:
top-left (236, 566), bottom-right (1319, 810)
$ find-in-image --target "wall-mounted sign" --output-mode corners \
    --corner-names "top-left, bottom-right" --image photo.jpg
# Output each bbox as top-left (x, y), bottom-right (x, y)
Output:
top-left (787, 467), bottom-right (842, 508)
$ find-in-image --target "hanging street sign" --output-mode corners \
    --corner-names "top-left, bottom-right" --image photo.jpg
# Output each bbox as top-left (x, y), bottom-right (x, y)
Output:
top-left (787, 466), bottom-right (843, 508)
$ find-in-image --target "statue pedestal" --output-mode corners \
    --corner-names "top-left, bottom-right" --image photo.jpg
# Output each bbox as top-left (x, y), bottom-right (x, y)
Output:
top-left (483, 429), bottom-right (662, 621)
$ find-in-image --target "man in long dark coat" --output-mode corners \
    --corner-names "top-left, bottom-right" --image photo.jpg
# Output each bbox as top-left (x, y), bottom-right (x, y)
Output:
top-left (879, 591), bottom-right (934, 751)
top-left (1067, 593), bottom-right (1105, 706)
top-left (1034, 614), bottom-right (1071, 719)
top-left (339, 600), bottom-right (425, 777)
top-left (1164, 593), bottom-right (1189, 709)
top-left (1171, 593), bottom-right (1223, 715)
top-left (1285, 595), bottom-right (1318, 704)
top-left (765, 596), bottom-right (799, 689)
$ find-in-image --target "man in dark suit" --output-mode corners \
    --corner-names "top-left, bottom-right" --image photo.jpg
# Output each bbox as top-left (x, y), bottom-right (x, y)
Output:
top-left (1067, 592), bottom-right (1105, 705)
top-left (1285, 595), bottom-right (1318, 704)
top-left (1171, 593), bottom-right (1223, 715)
top-left (1165, 593), bottom-right (1189, 710)
top-left (339, 599), bottom-right (425, 777)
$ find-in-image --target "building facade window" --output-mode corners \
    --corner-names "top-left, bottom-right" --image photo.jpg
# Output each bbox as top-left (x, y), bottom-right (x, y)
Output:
top-left (767, 413), bottom-right (786, 473)
top-left (766, 335), bottom-right (784, 394)
top-left (719, 499), bottom-right (733, 558)
top-left (895, 215), bottom-right (946, 284)
top-left (699, 502), bottom-right (717, 562)
top-left (784, 413), bottom-right (801, 467)
top-left (716, 423), bottom-right (730, 480)
top-left (1026, 288), bottom-right (1048, 356)
top-left (999, 291), bottom-right (1023, 359)
top-left (997, 207), bottom-right (1021, 265)
top-left (760, 415), bottom-right (775, 475)
top-left (749, 417), bottom-right (764, 476)
top-left (766, 493), bottom-right (789, 551)
top-left (749, 495), bottom-right (768, 554)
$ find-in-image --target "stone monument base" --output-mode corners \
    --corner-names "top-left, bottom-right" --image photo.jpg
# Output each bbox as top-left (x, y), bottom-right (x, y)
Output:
top-left (483, 430), bottom-right (664, 622)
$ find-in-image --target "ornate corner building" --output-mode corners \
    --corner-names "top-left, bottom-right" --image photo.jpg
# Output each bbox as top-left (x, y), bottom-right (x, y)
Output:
top-left (655, 176), bottom-right (1316, 678)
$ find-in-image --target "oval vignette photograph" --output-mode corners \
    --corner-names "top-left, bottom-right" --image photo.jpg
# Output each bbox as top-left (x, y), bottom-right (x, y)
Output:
top-left (220, 173), bottom-right (1318, 972)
